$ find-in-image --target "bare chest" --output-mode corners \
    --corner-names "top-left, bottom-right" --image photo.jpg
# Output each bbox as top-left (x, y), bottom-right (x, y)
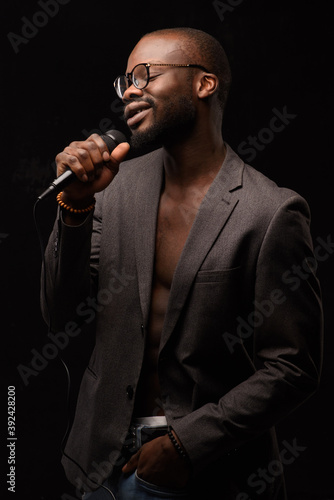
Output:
top-left (154, 193), bottom-right (199, 288)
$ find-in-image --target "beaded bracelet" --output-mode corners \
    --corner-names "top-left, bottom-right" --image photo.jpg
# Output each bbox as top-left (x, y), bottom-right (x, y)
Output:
top-left (56, 191), bottom-right (96, 214)
top-left (167, 428), bottom-right (191, 464)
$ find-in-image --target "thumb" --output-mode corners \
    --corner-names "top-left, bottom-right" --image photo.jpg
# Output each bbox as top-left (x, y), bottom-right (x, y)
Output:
top-left (98, 142), bottom-right (130, 187)
top-left (122, 450), bottom-right (140, 475)
top-left (106, 142), bottom-right (130, 170)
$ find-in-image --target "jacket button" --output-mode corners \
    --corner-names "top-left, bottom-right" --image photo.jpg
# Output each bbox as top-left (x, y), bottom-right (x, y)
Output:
top-left (126, 385), bottom-right (134, 400)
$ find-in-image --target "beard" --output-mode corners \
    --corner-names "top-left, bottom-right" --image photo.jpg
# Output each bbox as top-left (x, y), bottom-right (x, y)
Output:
top-left (127, 93), bottom-right (196, 150)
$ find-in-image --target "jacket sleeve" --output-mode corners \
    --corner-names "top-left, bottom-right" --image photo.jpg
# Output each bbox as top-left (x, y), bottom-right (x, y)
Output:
top-left (40, 193), bottom-right (103, 333)
top-left (172, 195), bottom-right (324, 472)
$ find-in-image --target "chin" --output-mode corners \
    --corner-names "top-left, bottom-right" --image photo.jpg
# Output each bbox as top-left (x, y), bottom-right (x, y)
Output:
top-left (129, 125), bottom-right (163, 150)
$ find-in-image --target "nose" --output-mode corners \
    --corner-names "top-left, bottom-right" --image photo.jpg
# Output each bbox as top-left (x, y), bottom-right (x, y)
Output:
top-left (122, 83), bottom-right (144, 103)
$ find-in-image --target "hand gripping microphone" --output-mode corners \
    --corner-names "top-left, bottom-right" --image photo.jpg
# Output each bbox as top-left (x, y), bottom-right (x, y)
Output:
top-left (37, 129), bottom-right (127, 201)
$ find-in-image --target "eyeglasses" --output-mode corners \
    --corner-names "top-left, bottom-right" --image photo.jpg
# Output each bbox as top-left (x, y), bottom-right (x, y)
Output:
top-left (114, 62), bottom-right (209, 99)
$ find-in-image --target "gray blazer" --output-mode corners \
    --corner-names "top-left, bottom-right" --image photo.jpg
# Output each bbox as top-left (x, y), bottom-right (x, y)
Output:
top-left (42, 144), bottom-right (323, 499)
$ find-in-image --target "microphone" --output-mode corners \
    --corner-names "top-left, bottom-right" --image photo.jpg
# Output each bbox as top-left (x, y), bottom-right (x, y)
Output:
top-left (38, 129), bottom-right (127, 201)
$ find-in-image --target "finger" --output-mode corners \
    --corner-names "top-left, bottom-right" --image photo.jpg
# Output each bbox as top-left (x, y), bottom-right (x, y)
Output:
top-left (88, 133), bottom-right (111, 151)
top-left (58, 139), bottom-right (106, 182)
top-left (64, 147), bottom-right (96, 181)
top-left (84, 134), bottom-right (111, 165)
top-left (104, 142), bottom-right (130, 174)
top-left (81, 137), bottom-right (108, 170)
top-left (75, 147), bottom-right (96, 180)
top-left (66, 142), bottom-right (102, 180)
top-left (122, 449), bottom-right (140, 474)
top-left (62, 135), bottom-right (110, 177)
top-left (87, 134), bottom-right (130, 164)
top-left (55, 151), bottom-right (90, 182)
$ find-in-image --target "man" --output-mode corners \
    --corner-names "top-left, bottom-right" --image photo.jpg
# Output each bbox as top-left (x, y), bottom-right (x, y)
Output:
top-left (41, 28), bottom-right (323, 499)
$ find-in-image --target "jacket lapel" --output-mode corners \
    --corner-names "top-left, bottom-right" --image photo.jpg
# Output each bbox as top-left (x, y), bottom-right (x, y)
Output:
top-left (134, 149), bottom-right (164, 326)
top-left (160, 144), bottom-right (244, 352)
top-left (133, 145), bottom-right (244, 346)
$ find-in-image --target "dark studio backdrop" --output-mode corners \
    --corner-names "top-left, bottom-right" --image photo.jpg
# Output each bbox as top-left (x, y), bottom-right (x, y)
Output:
top-left (2, 0), bottom-right (333, 499)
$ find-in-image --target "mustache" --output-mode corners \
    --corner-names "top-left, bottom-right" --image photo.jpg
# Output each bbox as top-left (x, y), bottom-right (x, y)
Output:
top-left (123, 97), bottom-right (155, 119)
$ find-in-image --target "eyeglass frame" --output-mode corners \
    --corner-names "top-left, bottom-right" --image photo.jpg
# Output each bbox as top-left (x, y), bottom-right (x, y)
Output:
top-left (114, 62), bottom-right (210, 98)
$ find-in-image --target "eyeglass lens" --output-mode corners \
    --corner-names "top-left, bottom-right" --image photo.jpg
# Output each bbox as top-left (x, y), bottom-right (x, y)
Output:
top-left (131, 64), bottom-right (148, 89)
top-left (115, 64), bottom-right (148, 98)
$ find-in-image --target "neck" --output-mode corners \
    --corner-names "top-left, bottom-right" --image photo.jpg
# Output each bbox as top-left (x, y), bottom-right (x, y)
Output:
top-left (162, 124), bottom-right (226, 195)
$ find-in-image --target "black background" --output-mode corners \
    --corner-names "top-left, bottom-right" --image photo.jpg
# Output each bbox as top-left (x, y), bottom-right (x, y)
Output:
top-left (2, 0), bottom-right (333, 499)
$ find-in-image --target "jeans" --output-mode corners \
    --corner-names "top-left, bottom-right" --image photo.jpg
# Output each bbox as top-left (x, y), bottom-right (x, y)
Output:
top-left (83, 471), bottom-right (190, 500)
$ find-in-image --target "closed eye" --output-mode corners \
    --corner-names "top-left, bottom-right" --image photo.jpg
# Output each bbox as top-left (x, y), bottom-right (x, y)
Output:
top-left (148, 73), bottom-right (162, 80)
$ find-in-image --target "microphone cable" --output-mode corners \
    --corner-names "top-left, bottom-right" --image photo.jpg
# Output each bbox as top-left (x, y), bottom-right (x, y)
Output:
top-left (33, 197), bottom-right (116, 500)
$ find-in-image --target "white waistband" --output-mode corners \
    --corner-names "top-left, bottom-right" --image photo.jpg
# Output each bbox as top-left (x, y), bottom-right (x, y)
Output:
top-left (133, 416), bottom-right (168, 426)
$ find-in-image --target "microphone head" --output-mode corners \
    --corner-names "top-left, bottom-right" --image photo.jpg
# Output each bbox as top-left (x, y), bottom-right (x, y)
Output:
top-left (101, 129), bottom-right (127, 152)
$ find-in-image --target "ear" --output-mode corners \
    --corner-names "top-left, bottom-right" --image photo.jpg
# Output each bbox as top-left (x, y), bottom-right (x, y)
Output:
top-left (196, 73), bottom-right (219, 99)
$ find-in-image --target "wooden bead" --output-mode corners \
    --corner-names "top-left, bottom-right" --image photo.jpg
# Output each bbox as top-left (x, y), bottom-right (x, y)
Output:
top-left (56, 192), bottom-right (95, 214)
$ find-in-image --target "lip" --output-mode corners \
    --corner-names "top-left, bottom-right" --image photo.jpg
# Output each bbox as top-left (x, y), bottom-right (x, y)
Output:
top-left (125, 102), bottom-right (151, 128)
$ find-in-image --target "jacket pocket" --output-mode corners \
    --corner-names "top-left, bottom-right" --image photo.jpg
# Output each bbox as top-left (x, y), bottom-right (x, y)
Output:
top-left (195, 266), bottom-right (241, 283)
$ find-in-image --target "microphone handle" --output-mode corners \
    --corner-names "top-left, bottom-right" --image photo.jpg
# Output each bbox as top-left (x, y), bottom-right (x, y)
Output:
top-left (38, 170), bottom-right (75, 200)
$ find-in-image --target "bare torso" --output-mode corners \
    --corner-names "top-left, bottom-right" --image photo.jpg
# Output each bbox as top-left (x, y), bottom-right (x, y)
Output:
top-left (133, 188), bottom-right (200, 417)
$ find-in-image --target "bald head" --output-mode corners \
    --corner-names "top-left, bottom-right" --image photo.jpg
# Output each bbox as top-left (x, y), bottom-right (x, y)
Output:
top-left (141, 27), bottom-right (232, 111)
